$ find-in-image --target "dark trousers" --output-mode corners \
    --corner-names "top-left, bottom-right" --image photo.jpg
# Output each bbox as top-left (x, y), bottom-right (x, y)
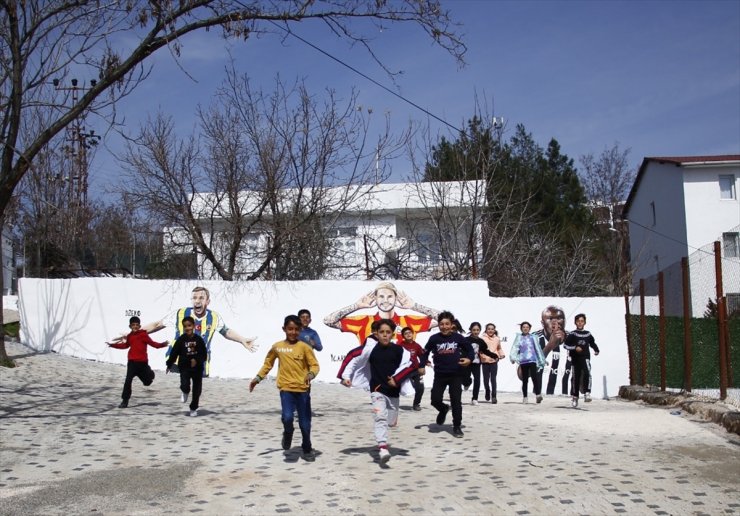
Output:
top-left (409, 371), bottom-right (425, 407)
top-left (481, 362), bottom-right (498, 400)
top-left (431, 373), bottom-right (463, 427)
top-left (469, 363), bottom-right (481, 400)
top-left (122, 361), bottom-right (155, 401)
top-left (521, 362), bottom-right (541, 397)
top-left (280, 391), bottom-right (312, 452)
top-left (571, 357), bottom-right (591, 396)
top-left (179, 369), bottom-right (203, 410)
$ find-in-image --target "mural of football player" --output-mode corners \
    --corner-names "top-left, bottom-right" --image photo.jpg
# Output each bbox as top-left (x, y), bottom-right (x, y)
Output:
top-left (135, 286), bottom-right (257, 377)
top-left (323, 281), bottom-right (440, 345)
top-left (534, 304), bottom-right (570, 395)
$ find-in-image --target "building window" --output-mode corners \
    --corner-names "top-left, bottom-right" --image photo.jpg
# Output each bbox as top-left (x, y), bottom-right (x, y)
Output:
top-left (650, 201), bottom-right (656, 226)
top-left (728, 293), bottom-right (740, 317)
top-left (723, 232), bottom-right (740, 258)
top-left (333, 227), bottom-right (357, 238)
top-left (719, 175), bottom-right (736, 200)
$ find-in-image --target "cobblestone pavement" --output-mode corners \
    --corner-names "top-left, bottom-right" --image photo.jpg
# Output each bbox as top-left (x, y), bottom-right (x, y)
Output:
top-left (1, 341), bottom-right (738, 515)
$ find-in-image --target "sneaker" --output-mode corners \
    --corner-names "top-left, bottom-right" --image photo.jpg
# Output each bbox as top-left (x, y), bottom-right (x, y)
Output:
top-left (452, 426), bottom-right (464, 438)
top-left (189, 409), bottom-right (198, 417)
top-left (379, 447), bottom-right (391, 464)
top-left (484, 393), bottom-right (491, 402)
top-left (282, 430), bottom-right (293, 450)
top-left (471, 399), bottom-right (478, 406)
top-left (536, 395), bottom-right (543, 404)
top-left (118, 400), bottom-right (128, 409)
top-left (584, 393), bottom-right (592, 402)
top-left (492, 398), bottom-right (498, 404)
top-left (302, 449), bottom-right (316, 462)
top-left (571, 396), bottom-right (578, 408)
top-left (412, 405), bottom-right (422, 411)
top-left (181, 392), bottom-right (189, 403)
top-left (436, 404), bottom-right (449, 425)
top-left (522, 397), bottom-right (528, 404)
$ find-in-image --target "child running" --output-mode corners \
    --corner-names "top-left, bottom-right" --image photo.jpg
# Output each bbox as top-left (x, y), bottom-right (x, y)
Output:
top-left (399, 326), bottom-right (426, 410)
top-left (563, 313), bottom-right (600, 407)
top-left (107, 316), bottom-right (168, 408)
top-left (341, 319), bottom-right (417, 464)
top-left (510, 321), bottom-right (546, 404)
top-left (419, 311), bottom-right (474, 437)
top-left (250, 315), bottom-right (320, 461)
top-left (166, 316), bottom-right (208, 417)
top-left (465, 322), bottom-right (499, 405)
top-left (480, 323), bottom-right (505, 404)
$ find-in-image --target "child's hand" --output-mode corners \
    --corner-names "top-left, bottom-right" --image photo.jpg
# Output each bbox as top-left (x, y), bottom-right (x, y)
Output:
top-left (341, 378), bottom-right (352, 387)
top-left (418, 367), bottom-right (426, 376)
top-left (458, 358), bottom-right (471, 367)
top-left (576, 346), bottom-right (583, 353)
top-left (594, 351), bottom-right (599, 356)
top-left (190, 358), bottom-right (197, 368)
top-left (249, 379), bottom-right (258, 392)
top-left (387, 376), bottom-right (398, 388)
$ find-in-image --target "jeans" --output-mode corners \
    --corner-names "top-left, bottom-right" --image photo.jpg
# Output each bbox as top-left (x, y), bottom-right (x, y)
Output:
top-left (521, 362), bottom-right (541, 397)
top-left (481, 362), bottom-right (498, 400)
top-left (280, 391), bottom-right (312, 452)
top-left (121, 361), bottom-right (155, 401)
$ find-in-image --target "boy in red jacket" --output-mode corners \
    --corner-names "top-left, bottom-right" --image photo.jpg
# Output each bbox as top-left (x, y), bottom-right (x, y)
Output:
top-left (108, 316), bottom-right (168, 408)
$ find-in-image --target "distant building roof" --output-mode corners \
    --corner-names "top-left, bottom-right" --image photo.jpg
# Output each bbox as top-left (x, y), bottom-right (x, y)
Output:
top-left (623, 155), bottom-right (740, 217)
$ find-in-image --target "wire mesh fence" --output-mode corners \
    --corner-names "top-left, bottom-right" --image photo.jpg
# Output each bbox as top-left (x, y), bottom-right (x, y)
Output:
top-left (626, 236), bottom-right (740, 406)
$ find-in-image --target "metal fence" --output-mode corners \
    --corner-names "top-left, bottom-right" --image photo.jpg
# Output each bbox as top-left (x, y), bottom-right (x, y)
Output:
top-left (625, 238), bottom-right (740, 406)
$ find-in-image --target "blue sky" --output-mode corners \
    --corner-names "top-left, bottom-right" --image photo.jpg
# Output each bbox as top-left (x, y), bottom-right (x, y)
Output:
top-left (90, 0), bottom-right (740, 195)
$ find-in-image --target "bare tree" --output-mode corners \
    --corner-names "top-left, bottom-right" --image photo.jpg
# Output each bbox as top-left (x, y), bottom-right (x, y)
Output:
top-left (122, 72), bottom-right (407, 280)
top-left (0, 0), bottom-right (465, 363)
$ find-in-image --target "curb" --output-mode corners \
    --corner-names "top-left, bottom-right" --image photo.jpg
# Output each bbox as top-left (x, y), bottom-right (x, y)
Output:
top-left (619, 385), bottom-right (740, 436)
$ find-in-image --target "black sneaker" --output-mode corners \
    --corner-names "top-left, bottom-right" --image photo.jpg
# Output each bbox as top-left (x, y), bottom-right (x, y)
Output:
top-left (282, 431), bottom-right (293, 450)
top-left (412, 405), bottom-right (422, 411)
top-left (302, 449), bottom-right (316, 462)
top-left (453, 426), bottom-right (464, 438)
top-left (492, 398), bottom-right (498, 404)
top-left (435, 404), bottom-right (449, 425)
top-left (118, 400), bottom-right (128, 408)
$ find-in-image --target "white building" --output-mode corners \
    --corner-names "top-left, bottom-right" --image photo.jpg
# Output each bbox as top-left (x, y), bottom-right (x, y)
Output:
top-left (623, 155), bottom-right (740, 316)
top-left (166, 181), bottom-right (487, 281)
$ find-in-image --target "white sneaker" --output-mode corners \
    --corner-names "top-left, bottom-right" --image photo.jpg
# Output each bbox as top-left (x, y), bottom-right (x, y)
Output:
top-left (471, 400), bottom-right (478, 406)
top-left (379, 447), bottom-right (391, 464)
top-left (181, 392), bottom-right (188, 403)
top-left (522, 397), bottom-right (528, 404)
top-left (189, 409), bottom-right (198, 417)
top-left (571, 397), bottom-right (578, 408)
top-left (584, 393), bottom-right (592, 402)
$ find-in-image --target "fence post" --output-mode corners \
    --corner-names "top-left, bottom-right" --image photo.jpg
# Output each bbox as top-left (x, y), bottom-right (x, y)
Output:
top-left (714, 241), bottom-right (728, 400)
top-left (640, 279), bottom-right (647, 386)
top-left (658, 271), bottom-right (666, 391)
top-left (681, 257), bottom-right (692, 392)
top-left (624, 293), bottom-right (634, 384)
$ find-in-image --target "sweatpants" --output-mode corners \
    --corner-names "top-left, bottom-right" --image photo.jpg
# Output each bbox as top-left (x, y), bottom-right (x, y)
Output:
top-left (469, 363), bottom-right (481, 400)
top-left (122, 360), bottom-right (155, 401)
top-left (408, 371), bottom-right (425, 407)
top-left (179, 369), bottom-right (203, 411)
top-left (431, 373), bottom-right (463, 427)
top-left (571, 357), bottom-right (592, 397)
top-left (482, 362), bottom-right (498, 400)
top-left (371, 392), bottom-right (400, 446)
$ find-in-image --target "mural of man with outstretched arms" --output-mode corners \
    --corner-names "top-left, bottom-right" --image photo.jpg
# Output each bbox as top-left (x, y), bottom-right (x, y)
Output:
top-left (323, 281), bottom-right (440, 345)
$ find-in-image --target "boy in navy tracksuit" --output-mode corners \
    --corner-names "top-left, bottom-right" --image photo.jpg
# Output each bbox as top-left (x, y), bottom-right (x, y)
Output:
top-left (563, 313), bottom-right (600, 407)
top-left (166, 316), bottom-right (208, 416)
top-left (419, 311), bottom-right (474, 437)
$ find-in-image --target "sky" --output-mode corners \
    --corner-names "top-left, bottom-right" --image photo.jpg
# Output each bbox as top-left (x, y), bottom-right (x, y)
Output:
top-left (88, 0), bottom-right (740, 197)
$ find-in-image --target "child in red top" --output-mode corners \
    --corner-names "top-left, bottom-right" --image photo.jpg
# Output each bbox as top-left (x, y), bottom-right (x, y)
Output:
top-left (399, 327), bottom-right (426, 410)
top-left (108, 316), bottom-right (168, 408)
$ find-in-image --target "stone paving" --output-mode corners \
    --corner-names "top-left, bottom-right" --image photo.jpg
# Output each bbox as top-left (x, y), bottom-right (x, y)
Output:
top-left (1, 340), bottom-right (738, 515)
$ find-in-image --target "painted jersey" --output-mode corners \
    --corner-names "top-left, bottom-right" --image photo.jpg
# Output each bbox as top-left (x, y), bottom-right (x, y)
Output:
top-left (165, 307), bottom-right (227, 377)
top-left (339, 313), bottom-right (433, 344)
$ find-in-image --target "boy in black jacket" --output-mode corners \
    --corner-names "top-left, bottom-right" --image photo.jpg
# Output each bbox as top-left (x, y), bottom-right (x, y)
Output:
top-left (563, 313), bottom-right (600, 407)
top-left (419, 311), bottom-right (474, 437)
top-left (166, 316), bottom-right (208, 417)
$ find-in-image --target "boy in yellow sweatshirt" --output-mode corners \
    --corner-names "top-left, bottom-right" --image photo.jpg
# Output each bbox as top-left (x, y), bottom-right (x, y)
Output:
top-left (250, 314), bottom-right (320, 461)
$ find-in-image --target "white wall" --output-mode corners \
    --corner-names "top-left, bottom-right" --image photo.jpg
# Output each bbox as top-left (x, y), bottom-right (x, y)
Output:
top-left (683, 165), bottom-right (740, 250)
top-left (18, 278), bottom-right (629, 398)
top-left (628, 161), bottom-right (688, 286)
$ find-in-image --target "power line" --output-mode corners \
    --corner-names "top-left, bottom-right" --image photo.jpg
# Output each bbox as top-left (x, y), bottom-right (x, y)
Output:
top-left (265, 19), bottom-right (463, 134)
